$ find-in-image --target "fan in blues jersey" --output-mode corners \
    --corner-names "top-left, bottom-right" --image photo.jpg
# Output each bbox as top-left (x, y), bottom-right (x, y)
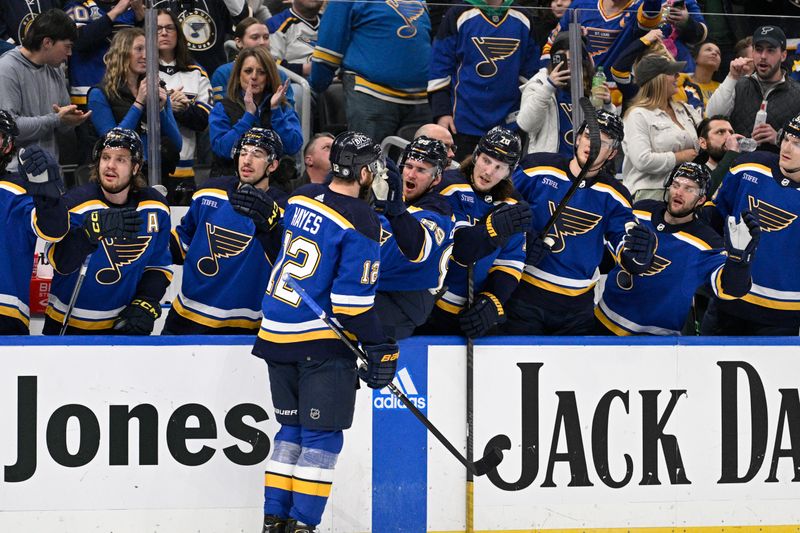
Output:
top-left (503, 109), bottom-right (657, 335)
top-left (43, 128), bottom-right (172, 335)
top-left (0, 110), bottom-right (69, 334)
top-left (372, 135), bottom-right (454, 339)
top-left (163, 127), bottom-right (287, 335)
top-left (596, 162), bottom-right (759, 336)
top-left (254, 131), bottom-right (398, 533)
top-left (701, 112), bottom-right (800, 335)
top-left (419, 126), bottom-right (530, 338)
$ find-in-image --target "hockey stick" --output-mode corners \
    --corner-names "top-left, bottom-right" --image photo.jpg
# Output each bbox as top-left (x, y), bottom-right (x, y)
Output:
top-left (466, 263), bottom-right (475, 533)
top-left (284, 274), bottom-right (504, 477)
top-left (59, 256), bottom-right (90, 336)
top-left (540, 97), bottom-right (601, 248)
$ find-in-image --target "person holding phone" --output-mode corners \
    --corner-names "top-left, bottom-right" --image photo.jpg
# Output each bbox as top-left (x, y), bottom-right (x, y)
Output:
top-left (658, 0), bottom-right (708, 72)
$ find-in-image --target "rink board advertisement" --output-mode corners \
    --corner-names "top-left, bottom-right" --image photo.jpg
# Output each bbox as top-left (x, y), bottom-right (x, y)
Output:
top-left (1, 337), bottom-right (799, 532)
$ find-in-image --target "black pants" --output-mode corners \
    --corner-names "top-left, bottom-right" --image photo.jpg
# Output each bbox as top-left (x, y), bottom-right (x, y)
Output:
top-left (374, 290), bottom-right (437, 340)
top-left (700, 299), bottom-right (800, 336)
top-left (500, 297), bottom-right (596, 336)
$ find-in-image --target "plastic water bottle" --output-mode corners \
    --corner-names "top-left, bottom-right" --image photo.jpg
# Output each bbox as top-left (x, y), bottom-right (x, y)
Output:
top-left (753, 100), bottom-right (768, 130)
top-left (590, 67), bottom-right (606, 109)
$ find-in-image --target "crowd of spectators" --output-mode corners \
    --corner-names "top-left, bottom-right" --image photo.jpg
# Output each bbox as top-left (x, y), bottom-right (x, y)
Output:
top-left (2, 0), bottom-right (800, 337)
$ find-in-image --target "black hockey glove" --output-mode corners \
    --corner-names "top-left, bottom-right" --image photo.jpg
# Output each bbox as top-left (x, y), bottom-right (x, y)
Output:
top-left (230, 184), bottom-right (281, 232)
top-left (725, 210), bottom-right (760, 265)
top-left (525, 232), bottom-right (550, 267)
top-left (485, 203), bottom-right (532, 247)
top-left (83, 207), bottom-right (142, 242)
top-left (373, 159), bottom-right (406, 217)
top-left (620, 222), bottom-right (656, 274)
top-left (18, 145), bottom-right (65, 200)
top-left (358, 340), bottom-right (400, 389)
top-left (459, 292), bottom-right (505, 338)
top-left (113, 297), bottom-right (161, 335)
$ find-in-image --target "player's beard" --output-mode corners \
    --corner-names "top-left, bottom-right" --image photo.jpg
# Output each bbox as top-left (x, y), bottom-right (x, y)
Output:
top-left (666, 195), bottom-right (698, 220)
top-left (100, 174), bottom-right (132, 195)
top-left (706, 144), bottom-right (726, 163)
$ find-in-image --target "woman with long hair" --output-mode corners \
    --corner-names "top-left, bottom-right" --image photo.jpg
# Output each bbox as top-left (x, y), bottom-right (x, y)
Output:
top-left (208, 46), bottom-right (302, 176)
top-left (622, 54), bottom-right (701, 201)
top-left (87, 27), bottom-right (183, 182)
top-left (157, 8), bottom-right (212, 203)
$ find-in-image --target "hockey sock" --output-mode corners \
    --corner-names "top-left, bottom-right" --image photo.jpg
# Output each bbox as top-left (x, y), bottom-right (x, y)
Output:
top-left (264, 424), bottom-right (301, 517)
top-left (289, 429), bottom-right (343, 527)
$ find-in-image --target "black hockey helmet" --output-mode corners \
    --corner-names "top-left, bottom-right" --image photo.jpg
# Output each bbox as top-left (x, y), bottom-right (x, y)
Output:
top-left (329, 131), bottom-right (382, 180)
top-left (234, 127), bottom-right (284, 163)
top-left (0, 109), bottom-right (18, 172)
top-left (401, 136), bottom-right (448, 176)
top-left (778, 112), bottom-right (800, 145)
top-left (577, 109), bottom-right (624, 147)
top-left (664, 162), bottom-right (710, 196)
top-left (93, 128), bottom-right (144, 166)
top-left (474, 126), bottom-right (521, 169)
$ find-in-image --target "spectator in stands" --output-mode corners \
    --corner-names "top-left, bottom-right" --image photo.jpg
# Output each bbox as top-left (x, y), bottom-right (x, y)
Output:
top-left (301, 132), bottom-right (333, 185)
top-left (733, 36), bottom-right (754, 77)
top-left (43, 128), bottom-right (171, 336)
top-left (533, 0), bottom-right (571, 50)
top-left (1, 0), bottom-right (60, 46)
top-left (88, 28), bottom-right (183, 181)
top-left (676, 41), bottom-right (721, 112)
top-left (611, 28), bottom-right (674, 109)
top-left (266, 0), bottom-right (322, 78)
top-left (157, 9), bottom-right (212, 205)
top-left (208, 47), bottom-right (302, 177)
top-left (706, 26), bottom-right (800, 151)
top-left (309, 0), bottom-right (432, 144)
top-left (595, 162), bottom-right (758, 336)
top-left (428, 0), bottom-right (540, 161)
top-left (622, 54), bottom-right (701, 201)
top-left (0, 9), bottom-right (90, 173)
top-left (210, 17), bottom-right (295, 106)
top-left (65, 0), bottom-right (144, 108)
top-left (160, 0), bottom-right (249, 76)
top-left (695, 115), bottom-right (741, 195)
top-left (518, 32), bottom-right (611, 157)
top-left (656, 0), bottom-right (708, 72)
top-left (414, 123), bottom-right (457, 167)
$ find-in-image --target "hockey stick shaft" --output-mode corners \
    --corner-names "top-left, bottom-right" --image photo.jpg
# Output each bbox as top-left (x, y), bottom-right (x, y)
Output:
top-left (284, 275), bottom-right (500, 476)
top-left (59, 256), bottom-right (90, 336)
top-left (466, 263), bottom-right (475, 533)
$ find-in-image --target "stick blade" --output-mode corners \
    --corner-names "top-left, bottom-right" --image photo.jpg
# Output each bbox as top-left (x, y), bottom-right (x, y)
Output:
top-left (472, 446), bottom-right (504, 476)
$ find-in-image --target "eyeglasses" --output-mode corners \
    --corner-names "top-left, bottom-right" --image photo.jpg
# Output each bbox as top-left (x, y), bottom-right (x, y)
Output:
top-left (157, 24), bottom-right (177, 34)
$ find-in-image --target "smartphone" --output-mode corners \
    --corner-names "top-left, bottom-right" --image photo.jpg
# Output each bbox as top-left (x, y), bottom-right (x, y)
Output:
top-left (551, 50), bottom-right (569, 70)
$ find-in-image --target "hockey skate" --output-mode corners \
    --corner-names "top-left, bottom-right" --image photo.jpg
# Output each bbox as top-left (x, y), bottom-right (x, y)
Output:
top-left (285, 518), bottom-right (316, 533)
top-left (262, 514), bottom-right (287, 533)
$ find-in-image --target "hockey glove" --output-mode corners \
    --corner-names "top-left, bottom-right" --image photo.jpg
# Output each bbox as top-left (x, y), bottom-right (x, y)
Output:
top-left (459, 292), bottom-right (505, 338)
top-left (620, 222), bottom-right (656, 274)
top-left (230, 184), bottom-right (281, 232)
top-left (485, 203), bottom-right (532, 247)
top-left (18, 146), bottom-right (65, 200)
top-left (374, 159), bottom-right (406, 217)
top-left (526, 233), bottom-right (550, 267)
top-left (83, 207), bottom-right (142, 242)
top-left (725, 210), bottom-right (760, 265)
top-left (113, 297), bottom-right (161, 335)
top-left (358, 340), bottom-right (400, 389)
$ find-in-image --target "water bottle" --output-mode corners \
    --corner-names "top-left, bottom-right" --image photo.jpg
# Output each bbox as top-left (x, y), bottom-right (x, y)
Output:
top-left (753, 100), bottom-right (768, 130)
top-left (590, 67), bottom-right (606, 109)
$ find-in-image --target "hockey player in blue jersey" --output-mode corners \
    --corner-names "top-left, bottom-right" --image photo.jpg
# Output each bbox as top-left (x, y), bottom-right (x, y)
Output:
top-left (253, 131), bottom-right (399, 533)
top-left (502, 110), bottom-right (657, 335)
top-left (0, 110), bottom-right (69, 334)
top-left (372, 136), bottom-right (454, 339)
top-left (419, 126), bottom-right (531, 337)
top-left (701, 113), bottom-right (800, 335)
top-left (43, 128), bottom-right (172, 335)
top-left (164, 127), bottom-right (287, 335)
top-left (596, 162), bottom-right (760, 335)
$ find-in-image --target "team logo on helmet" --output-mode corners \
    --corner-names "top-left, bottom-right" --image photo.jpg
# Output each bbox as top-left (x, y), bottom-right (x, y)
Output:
top-left (664, 162), bottom-right (710, 196)
top-left (476, 126), bottom-right (521, 168)
top-left (197, 223), bottom-right (252, 276)
top-left (402, 136), bottom-right (448, 175)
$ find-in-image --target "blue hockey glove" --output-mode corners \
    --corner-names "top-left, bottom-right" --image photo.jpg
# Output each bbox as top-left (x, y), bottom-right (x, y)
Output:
top-left (373, 159), bottom-right (405, 217)
top-left (83, 208), bottom-right (142, 242)
top-left (113, 297), bottom-right (161, 335)
top-left (18, 146), bottom-right (65, 199)
top-left (620, 222), bottom-right (656, 274)
top-left (525, 232), bottom-right (550, 267)
top-left (485, 203), bottom-right (532, 247)
top-left (725, 210), bottom-right (760, 265)
top-left (230, 184), bottom-right (281, 232)
top-left (459, 292), bottom-right (505, 338)
top-left (358, 340), bottom-right (399, 389)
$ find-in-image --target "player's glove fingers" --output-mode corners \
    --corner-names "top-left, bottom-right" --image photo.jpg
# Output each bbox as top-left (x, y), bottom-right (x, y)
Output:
top-left (459, 294), bottom-right (504, 338)
top-left (113, 298), bottom-right (160, 335)
top-left (525, 233), bottom-right (550, 267)
top-left (361, 341), bottom-right (399, 389)
top-left (118, 208), bottom-right (143, 239)
top-left (741, 209), bottom-right (761, 237)
top-left (623, 223), bottom-right (655, 256)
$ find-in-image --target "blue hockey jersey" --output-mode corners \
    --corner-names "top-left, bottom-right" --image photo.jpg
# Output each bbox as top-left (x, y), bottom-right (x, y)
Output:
top-left (253, 184), bottom-right (386, 362)
top-left (45, 184), bottom-right (172, 332)
top-left (0, 177), bottom-right (68, 331)
top-left (378, 192), bottom-right (454, 292)
top-left (435, 171), bottom-right (525, 316)
top-left (1, 0), bottom-right (59, 45)
top-left (706, 152), bottom-right (800, 326)
top-left (512, 153), bottom-right (635, 311)
top-left (596, 200), bottom-right (736, 335)
top-left (171, 176), bottom-right (287, 330)
top-left (428, 3), bottom-right (540, 136)
top-left (309, 0), bottom-right (431, 103)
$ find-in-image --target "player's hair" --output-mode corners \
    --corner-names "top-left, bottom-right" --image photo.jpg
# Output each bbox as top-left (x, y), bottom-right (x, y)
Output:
top-left (157, 9), bottom-right (192, 71)
top-left (22, 8), bottom-right (77, 51)
top-left (88, 159), bottom-right (147, 191)
top-left (101, 28), bottom-right (146, 103)
top-left (226, 47), bottom-right (286, 108)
